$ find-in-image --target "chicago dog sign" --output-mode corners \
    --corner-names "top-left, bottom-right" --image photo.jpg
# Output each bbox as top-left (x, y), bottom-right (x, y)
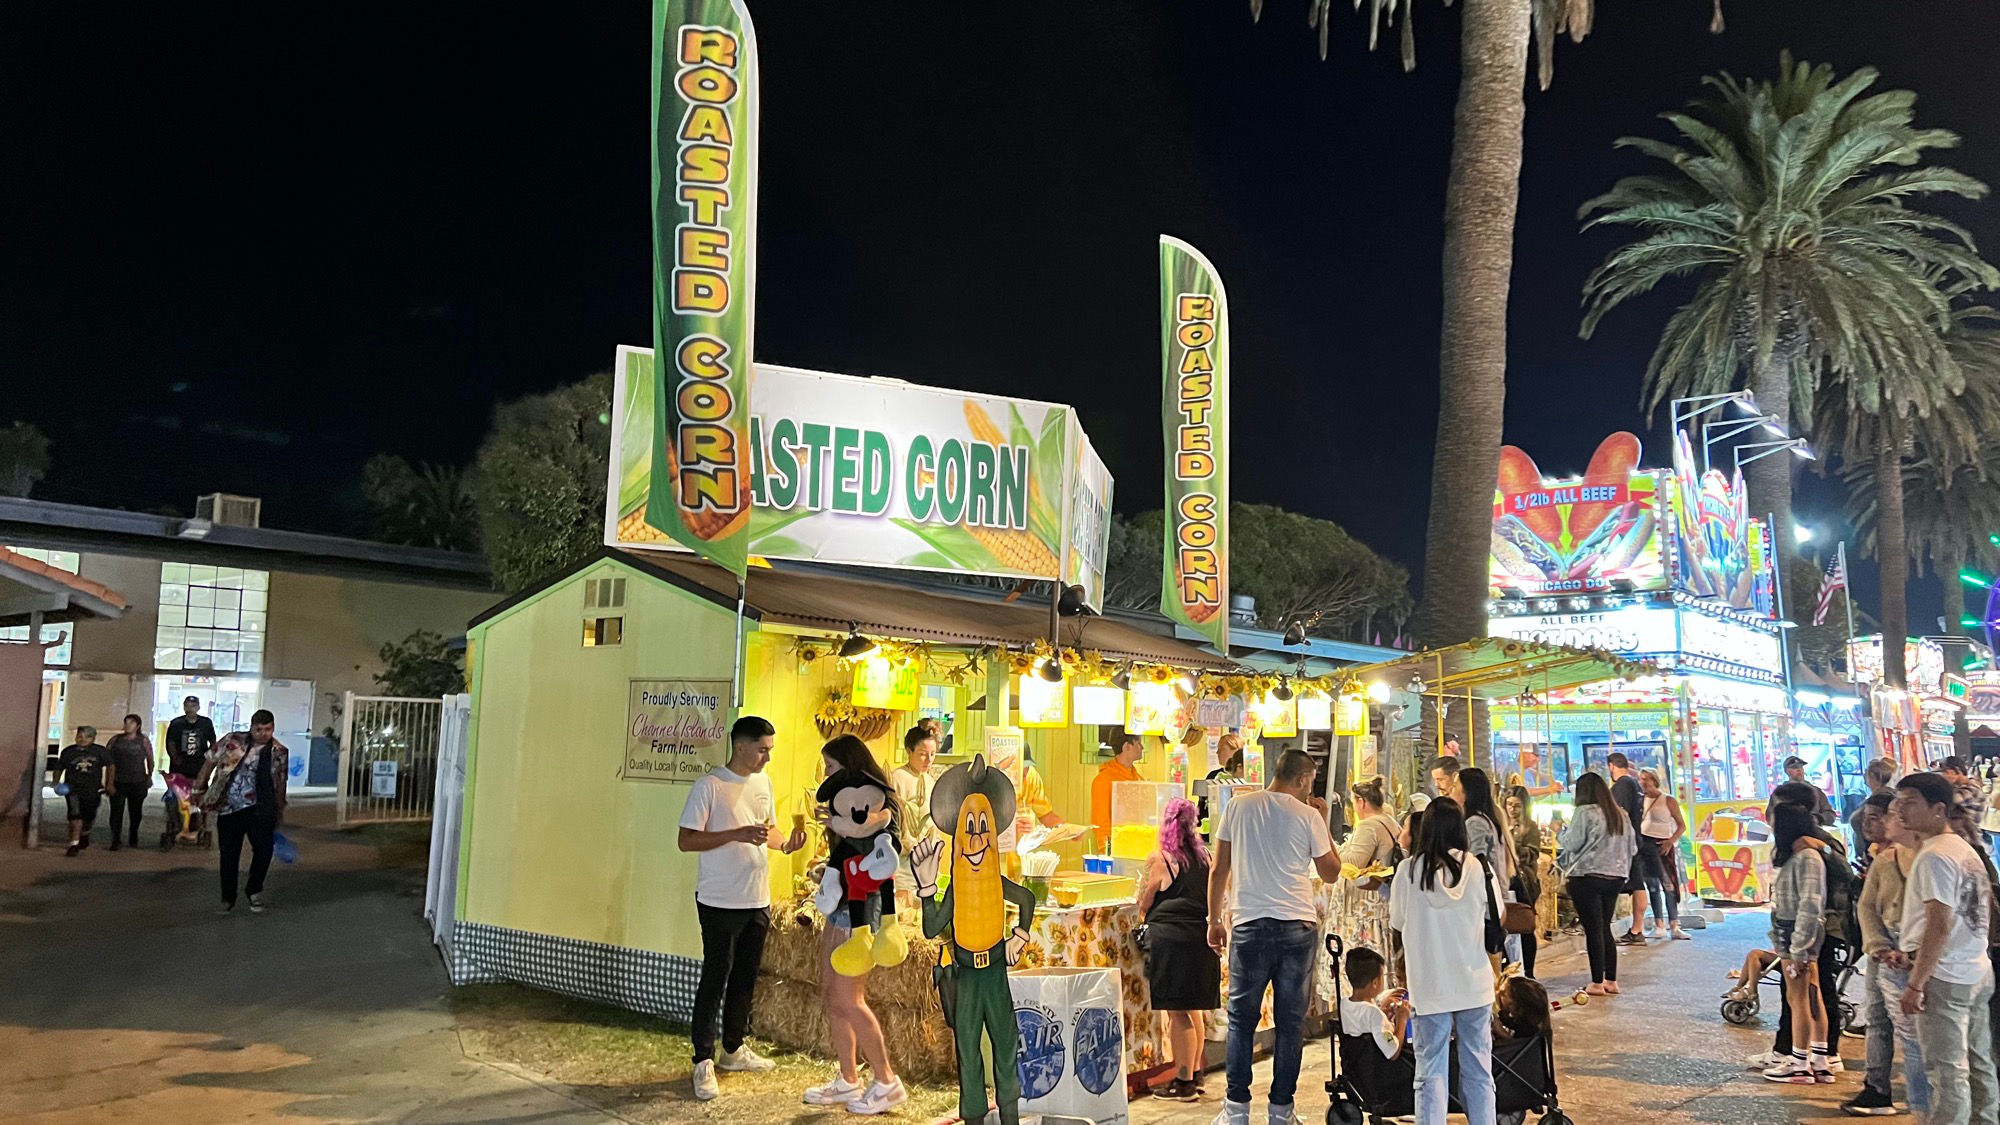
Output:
top-left (1159, 236), bottom-right (1229, 651)
top-left (648, 1), bottom-right (759, 577)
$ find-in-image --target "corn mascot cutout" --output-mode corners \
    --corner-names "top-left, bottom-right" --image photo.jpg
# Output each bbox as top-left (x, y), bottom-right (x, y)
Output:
top-left (814, 767), bottom-right (910, 975)
top-left (909, 755), bottom-right (1037, 1125)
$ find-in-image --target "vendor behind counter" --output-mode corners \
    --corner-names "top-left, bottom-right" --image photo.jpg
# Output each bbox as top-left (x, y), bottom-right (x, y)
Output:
top-left (1090, 733), bottom-right (1147, 848)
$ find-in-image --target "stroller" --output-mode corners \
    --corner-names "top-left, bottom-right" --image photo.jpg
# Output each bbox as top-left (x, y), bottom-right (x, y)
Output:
top-left (1324, 935), bottom-right (1571, 1125)
top-left (157, 774), bottom-right (213, 851)
top-left (1718, 938), bottom-right (1862, 1034)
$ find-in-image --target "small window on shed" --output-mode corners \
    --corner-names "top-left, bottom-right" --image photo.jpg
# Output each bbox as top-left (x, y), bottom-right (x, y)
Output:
top-left (583, 616), bottom-right (623, 647)
top-left (584, 576), bottom-right (626, 610)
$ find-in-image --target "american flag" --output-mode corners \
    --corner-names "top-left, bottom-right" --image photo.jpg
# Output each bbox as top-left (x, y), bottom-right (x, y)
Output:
top-left (1812, 549), bottom-right (1847, 627)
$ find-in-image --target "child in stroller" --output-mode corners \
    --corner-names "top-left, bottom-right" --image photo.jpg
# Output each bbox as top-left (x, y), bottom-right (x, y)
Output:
top-left (1324, 935), bottom-right (1570, 1125)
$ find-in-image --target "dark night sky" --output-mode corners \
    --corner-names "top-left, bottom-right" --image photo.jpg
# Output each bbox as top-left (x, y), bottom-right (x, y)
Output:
top-left (6, 2), bottom-right (1999, 621)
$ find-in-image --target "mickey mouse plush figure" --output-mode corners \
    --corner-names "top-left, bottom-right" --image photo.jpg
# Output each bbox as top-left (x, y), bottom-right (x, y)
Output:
top-left (815, 767), bottom-right (910, 976)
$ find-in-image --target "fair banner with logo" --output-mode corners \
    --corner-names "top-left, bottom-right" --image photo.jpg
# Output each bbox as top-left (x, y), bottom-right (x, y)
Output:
top-left (1159, 235), bottom-right (1228, 652)
top-left (610, 350), bottom-right (1106, 582)
top-left (623, 678), bottom-right (732, 782)
top-left (648, 1), bottom-right (759, 578)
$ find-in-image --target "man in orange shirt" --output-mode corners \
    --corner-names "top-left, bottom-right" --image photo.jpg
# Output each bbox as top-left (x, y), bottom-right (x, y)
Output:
top-left (1091, 733), bottom-right (1146, 848)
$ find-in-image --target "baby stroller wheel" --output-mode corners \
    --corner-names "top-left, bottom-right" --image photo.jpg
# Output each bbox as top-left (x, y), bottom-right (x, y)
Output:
top-left (1721, 996), bottom-right (1758, 1025)
top-left (1326, 1100), bottom-right (1364, 1125)
top-left (158, 831), bottom-right (175, 852)
top-left (1538, 1111), bottom-right (1573, 1125)
top-left (1841, 999), bottom-right (1861, 1036)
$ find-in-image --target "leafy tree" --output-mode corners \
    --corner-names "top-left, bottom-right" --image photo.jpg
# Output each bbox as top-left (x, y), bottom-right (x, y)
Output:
top-left (474, 372), bottom-right (614, 593)
top-left (374, 629), bottom-right (465, 697)
top-left (1836, 316), bottom-right (2000, 668)
top-left (1581, 55), bottom-right (1996, 586)
top-left (1820, 310), bottom-right (2000, 686)
top-left (0, 421), bottom-right (51, 497)
top-left (1103, 505), bottom-right (1411, 642)
top-left (1785, 554), bottom-right (1852, 676)
top-left (1253, 0), bottom-right (1598, 651)
top-left (361, 454), bottom-right (481, 552)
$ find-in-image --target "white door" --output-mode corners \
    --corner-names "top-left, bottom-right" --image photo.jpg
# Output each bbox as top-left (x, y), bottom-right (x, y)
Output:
top-left (261, 679), bottom-right (316, 785)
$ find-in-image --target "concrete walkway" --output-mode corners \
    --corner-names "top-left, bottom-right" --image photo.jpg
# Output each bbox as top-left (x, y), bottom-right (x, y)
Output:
top-left (0, 797), bottom-right (614, 1123)
top-left (1131, 910), bottom-right (1884, 1125)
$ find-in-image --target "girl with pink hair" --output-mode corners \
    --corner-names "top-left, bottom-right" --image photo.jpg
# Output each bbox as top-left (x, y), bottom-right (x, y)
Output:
top-left (1137, 796), bottom-right (1221, 1101)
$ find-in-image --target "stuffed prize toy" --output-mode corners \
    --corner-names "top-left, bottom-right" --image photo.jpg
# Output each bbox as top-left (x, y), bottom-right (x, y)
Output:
top-left (814, 767), bottom-right (910, 976)
top-left (908, 755), bottom-right (1037, 1125)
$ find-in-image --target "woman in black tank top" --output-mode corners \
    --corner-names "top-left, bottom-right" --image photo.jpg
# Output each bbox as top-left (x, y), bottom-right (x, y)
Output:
top-left (1137, 797), bottom-right (1222, 1101)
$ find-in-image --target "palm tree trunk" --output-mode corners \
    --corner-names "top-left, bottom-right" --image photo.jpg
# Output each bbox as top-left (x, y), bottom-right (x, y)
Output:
top-left (1744, 356), bottom-right (1797, 581)
top-left (1876, 414), bottom-right (1909, 689)
top-left (1413, 0), bottom-right (1531, 658)
top-left (1938, 540), bottom-right (1966, 638)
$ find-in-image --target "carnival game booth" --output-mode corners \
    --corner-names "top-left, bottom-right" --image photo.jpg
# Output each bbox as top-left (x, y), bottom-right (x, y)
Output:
top-left (1849, 635), bottom-right (1963, 772)
top-left (1485, 430), bottom-right (1796, 903)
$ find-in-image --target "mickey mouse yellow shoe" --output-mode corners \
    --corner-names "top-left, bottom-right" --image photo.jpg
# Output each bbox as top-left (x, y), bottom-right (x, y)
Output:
top-left (831, 927), bottom-right (876, 976)
top-left (872, 922), bottom-right (908, 967)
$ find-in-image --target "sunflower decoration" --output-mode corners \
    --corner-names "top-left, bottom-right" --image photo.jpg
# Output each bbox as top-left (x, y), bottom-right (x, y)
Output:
top-left (813, 688), bottom-right (897, 741)
top-left (1143, 665), bottom-right (1177, 686)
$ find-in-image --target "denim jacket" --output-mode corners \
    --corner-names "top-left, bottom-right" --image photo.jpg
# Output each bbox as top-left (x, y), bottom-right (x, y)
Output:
top-left (1556, 805), bottom-right (1637, 879)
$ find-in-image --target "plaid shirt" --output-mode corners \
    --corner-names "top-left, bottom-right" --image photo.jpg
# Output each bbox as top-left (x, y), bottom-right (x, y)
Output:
top-left (1956, 779), bottom-right (1988, 825)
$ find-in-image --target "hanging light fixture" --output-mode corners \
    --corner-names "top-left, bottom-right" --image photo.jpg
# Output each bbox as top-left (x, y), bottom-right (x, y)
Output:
top-left (1111, 667), bottom-right (1132, 691)
top-left (1038, 657), bottom-right (1065, 682)
top-left (1273, 676), bottom-right (1295, 702)
top-left (838, 625), bottom-right (877, 660)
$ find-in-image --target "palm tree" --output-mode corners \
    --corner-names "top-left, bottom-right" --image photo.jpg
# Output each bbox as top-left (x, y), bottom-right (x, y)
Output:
top-left (1580, 55), bottom-right (1995, 585)
top-left (1848, 449), bottom-right (2000, 638)
top-left (1821, 312), bottom-right (2000, 686)
top-left (1253, 0), bottom-right (1594, 650)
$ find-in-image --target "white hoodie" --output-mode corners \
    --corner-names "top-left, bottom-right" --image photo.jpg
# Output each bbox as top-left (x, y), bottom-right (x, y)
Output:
top-left (1388, 849), bottom-right (1504, 1016)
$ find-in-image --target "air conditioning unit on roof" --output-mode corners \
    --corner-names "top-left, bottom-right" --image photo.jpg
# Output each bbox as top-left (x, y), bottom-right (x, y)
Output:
top-left (196, 493), bottom-right (262, 528)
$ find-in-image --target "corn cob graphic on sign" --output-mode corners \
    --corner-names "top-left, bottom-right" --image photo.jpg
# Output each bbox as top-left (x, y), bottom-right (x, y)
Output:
top-left (607, 348), bottom-right (1113, 583)
top-left (1159, 236), bottom-right (1229, 653)
top-left (647, 0), bottom-right (759, 577)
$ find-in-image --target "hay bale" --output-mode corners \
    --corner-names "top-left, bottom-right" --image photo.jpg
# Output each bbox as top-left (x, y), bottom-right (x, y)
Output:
top-left (758, 909), bottom-right (957, 1084)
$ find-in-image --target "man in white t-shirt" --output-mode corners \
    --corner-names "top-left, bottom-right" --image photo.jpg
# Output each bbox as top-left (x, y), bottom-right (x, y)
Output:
top-left (1206, 749), bottom-right (1342, 1125)
top-left (1892, 771), bottom-right (1998, 1125)
top-left (676, 715), bottom-right (807, 1102)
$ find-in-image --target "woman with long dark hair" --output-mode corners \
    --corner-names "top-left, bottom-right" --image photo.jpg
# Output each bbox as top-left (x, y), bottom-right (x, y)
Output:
top-left (1389, 797), bottom-right (1503, 1125)
top-left (1505, 786), bottom-right (1547, 977)
top-left (1458, 768), bottom-right (1525, 973)
top-left (1137, 796), bottom-right (1219, 1101)
top-left (1761, 802), bottom-right (1834, 1084)
top-left (1557, 772), bottom-right (1637, 996)
top-left (805, 735), bottom-right (904, 1112)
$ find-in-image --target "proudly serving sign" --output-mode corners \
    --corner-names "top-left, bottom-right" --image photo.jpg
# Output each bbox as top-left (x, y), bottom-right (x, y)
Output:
top-left (648, 1), bottom-right (760, 577)
top-left (609, 349), bottom-right (1110, 582)
top-left (1159, 235), bottom-right (1229, 652)
top-left (624, 678), bottom-right (732, 782)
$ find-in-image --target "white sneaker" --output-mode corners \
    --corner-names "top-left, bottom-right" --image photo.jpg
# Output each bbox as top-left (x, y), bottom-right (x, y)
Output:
top-left (1269, 1104), bottom-right (1297, 1125)
top-left (693, 1059), bottom-right (720, 1101)
top-left (1212, 1100), bottom-right (1251, 1125)
top-left (1824, 1054), bottom-right (1845, 1073)
top-left (718, 1043), bottom-right (777, 1072)
top-left (1744, 1049), bottom-right (1783, 1068)
top-left (805, 1075), bottom-right (865, 1105)
top-left (846, 1079), bottom-right (908, 1115)
top-left (1763, 1058), bottom-right (1817, 1084)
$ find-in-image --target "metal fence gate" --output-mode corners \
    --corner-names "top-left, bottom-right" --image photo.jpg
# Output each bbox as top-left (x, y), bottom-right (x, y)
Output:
top-left (337, 693), bottom-right (444, 827)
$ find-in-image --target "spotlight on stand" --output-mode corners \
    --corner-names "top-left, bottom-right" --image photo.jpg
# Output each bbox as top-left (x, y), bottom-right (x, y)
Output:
top-left (1282, 619), bottom-right (1309, 646)
top-left (1038, 657), bottom-right (1065, 683)
top-left (1273, 677), bottom-right (1294, 702)
top-left (1057, 584), bottom-right (1091, 617)
top-left (838, 626), bottom-right (877, 660)
top-left (1112, 667), bottom-right (1132, 691)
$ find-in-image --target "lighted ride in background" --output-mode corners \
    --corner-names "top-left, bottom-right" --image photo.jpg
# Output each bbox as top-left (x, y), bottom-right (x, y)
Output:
top-left (1487, 424), bottom-right (1796, 904)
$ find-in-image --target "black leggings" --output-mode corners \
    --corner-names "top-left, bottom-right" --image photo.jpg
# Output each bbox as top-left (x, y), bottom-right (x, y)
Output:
top-left (108, 783), bottom-right (148, 846)
top-left (1772, 934), bottom-right (1844, 1054)
top-left (1568, 874), bottom-right (1627, 984)
top-left (217, 808), bottom-right (275, 905)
